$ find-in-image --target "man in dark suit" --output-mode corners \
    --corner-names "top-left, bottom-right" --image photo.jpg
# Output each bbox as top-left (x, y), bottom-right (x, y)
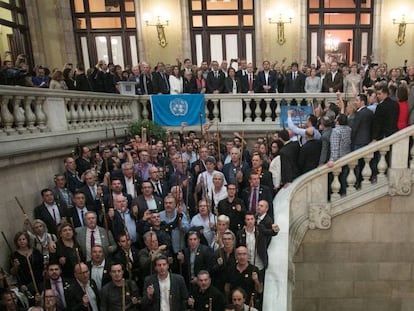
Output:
top-left (372, 86), bottom-right (399, 141)
top-left (323, 61), bottom-right (343, 93)
top-left (241, 63), bottom-right (257, 93)
top-left (64, 157), bottom-right (85, 194)
top-left (43, 263), bottom-right (70, 310)
top-left (351, 93), bottom-right (374, 149)
top-left (248, 153), bottom-right (273, 189)
top-left (136, 181), bottom-right (164, 219)
top-left (148, 166), bottom-right (168, 199)
top-left (188, 270), bottom-right (225, 311)
top-left (112, 233), bottom-right (140, 284)
top-left (140, 62), bottom-right (154, 95)
top-left (180, 58), bottom-right (194, 77)
top-left (284, 62), bottom-right (306, 93)
top-left (80, 170), bottom-right (109, 214)
top-left (110, 162), bottom-right (140, 200)
top-left (142, 255), bottom-right (189, 311)
top-left (177, 231), bottom-right (214, 290)
top-left (152, 62), bottom-right (170, 94)
top-left (351, 93), bottom-right (374, 185)
top-left (65, 262), bottom-right (100, 311)
top-left (240, 172), bottom-right (273, 219)
top-left (75, 146), bottom-right (92, 176)
top-left (236, 59), bottom-right (248, 80)
top-left (34, 188), bottom-right (68, 236)
top-left (68, 191), bottom-right (93, 228)
top-left (298, 128), bottom-right (322, 174)
top-left (52, 174), bottom-right (74, 210)
top-left (255, 60), bottom-right (277, 93)
top-left (206, 60), bottom-right (225, 94)
top-left (278, 129), bottom-right (301, 187)
top-left (87, 245), bottom-right (112, 292)
top-left (100, 262), bottom-right (141, 311)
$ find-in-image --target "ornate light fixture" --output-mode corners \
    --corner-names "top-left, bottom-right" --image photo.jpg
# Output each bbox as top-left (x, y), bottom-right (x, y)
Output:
top-left (392, 13), bottom-right (414, 46)
top-left (143, 13), bottom-right (170, 48)
top-left (325, 32), bottom-right (339, 52)
top-left (266, 9), bottom-right (293, 45)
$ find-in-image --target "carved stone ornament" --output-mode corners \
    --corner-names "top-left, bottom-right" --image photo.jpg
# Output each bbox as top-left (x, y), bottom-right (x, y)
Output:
top-left (388, 169), bottom-right (412, 196)
top-left (308, 203), bottom-right (331, 230)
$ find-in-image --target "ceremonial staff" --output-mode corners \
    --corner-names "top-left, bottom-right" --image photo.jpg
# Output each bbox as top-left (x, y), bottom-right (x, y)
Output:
top-left (209, 297), bottom-right (213, 311)
top-left (26, 255), bottom-right (39, 295)
top-left (169, 290), bottom-right (173, 311)
top-left (216, 122), bottom-right (221, 163)
top-left (122, 278), bottom-right (126, 311)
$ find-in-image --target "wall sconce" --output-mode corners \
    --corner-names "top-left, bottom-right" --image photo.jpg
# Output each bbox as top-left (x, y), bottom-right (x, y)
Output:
top-left (392, 14), bottom-right (414, 46)
top-left (143, 13), bottom-right (170, 48)
top-left (266, 9), bottom-right (293, 45)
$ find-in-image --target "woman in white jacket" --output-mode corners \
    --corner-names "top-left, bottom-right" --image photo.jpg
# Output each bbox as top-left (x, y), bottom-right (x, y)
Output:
top-left (169, 65), bottom-right (183, 94)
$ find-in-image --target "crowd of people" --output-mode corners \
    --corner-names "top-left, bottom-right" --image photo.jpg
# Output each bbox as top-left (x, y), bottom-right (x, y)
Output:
top-left (1, 52), bottom-right (414, 311)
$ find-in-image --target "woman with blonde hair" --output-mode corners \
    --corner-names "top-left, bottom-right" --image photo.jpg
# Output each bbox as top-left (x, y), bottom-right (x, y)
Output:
top-left (23, 217), bottom-right (57, 263)
top-left (49, 70), bottom-right (68, 90)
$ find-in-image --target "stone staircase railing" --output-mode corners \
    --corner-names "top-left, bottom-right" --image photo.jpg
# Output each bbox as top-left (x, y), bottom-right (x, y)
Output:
top-left (263, 125), bottom-right (414, 311)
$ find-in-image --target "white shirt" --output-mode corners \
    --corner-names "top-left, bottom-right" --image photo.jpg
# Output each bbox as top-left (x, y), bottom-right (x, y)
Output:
top-left (246, 228), bottom-right (264, 270)
top-left (125, 177), bottom-right (136, 198)
top-left (190, 213), bottom-right (217, 246)
top-left (76, 207), bottom-right (88, 227)
top-left (158, 274), bottom-right (171, 311)
top-left (91, 259), bottom-right (105, 290)
top-left (169, 75), bottom-right (183, 94)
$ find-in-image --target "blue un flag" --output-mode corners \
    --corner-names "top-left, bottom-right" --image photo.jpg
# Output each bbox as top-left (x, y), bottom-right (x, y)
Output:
top-left (150, 94), bottom-right (206, 126)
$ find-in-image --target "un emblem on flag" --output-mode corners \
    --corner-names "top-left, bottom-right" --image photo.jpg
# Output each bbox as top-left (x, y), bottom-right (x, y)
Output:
top-left (169, 98), bottom-right (188, 116)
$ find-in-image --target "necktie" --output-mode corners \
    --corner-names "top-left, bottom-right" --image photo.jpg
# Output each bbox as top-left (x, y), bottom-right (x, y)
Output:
top-left (156, 183), bottom-right (162, 196)
top-left (144, 75), bottom-right (148, 94)
top-left (90, 230), bottom-right (95, 248)
top-left (293, 72), bottom-right (296, 80)
top-left (249, 75), bottom-right (253, 91)
top-left (251, 188), bottom-right (257, 214)
top-left (215, 71), bottom-right (218, 79)
top-left (54, 280), bottom-right (65, 308)
top-left (52, 208), bottom-right (57, 225)
top-left (91, 186), bottom-right (96, 199)
top-left (80, 209), bottom-right (84, 227)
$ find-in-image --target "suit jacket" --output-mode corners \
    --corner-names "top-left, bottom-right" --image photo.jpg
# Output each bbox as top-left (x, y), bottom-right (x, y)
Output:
top-left (149, 180), bottom-right (169, 199)
top-left (323, 71), bottom-right (343, 92)
top-left (206, 70), bottom-right (226, 93)
top-left (79, 184), bottom-right (109, 214)
top-left (152, 71), bottom-right (170, 94)
top-left (65, 170), bottom-right (85, 194)
top-left (224, 77), bottom-right (242, 93)
top-left (87, 260), bottom-right (112, 290)
top-left (183, 77), bottom-right (198, 94)
top-left (241, 73), bottom-right (257, 93)
top-left (64, 278), bottom-right (100, 311)
top-left (191, 284), bottom-right (225, 311)
top-left (240, 185), bottom-right (274, 219)
top-left (110, 170), bottom-right (140, 199)
top-left (181, 244), bottom-right (214, 287)
top-left (298, 139), bottom-right (322, 174)
top-left (43, 277), bottom-right (72, 310)
top-left (236, 214), bottom-right (278, 269)
top-left (256, 70), bottom-right (277, 93)
top-left (68, 206), bottom-right (93, 228)
top-left (372, 97), bottom-right (399, 140)
top-left (75, 226), bottom-right (117, 258)
top-left (34, 202), bottom-right (68, 235)
top-left (279, 140), bottom-right (301, 185)
top-left (52, 186), bottom-right (74, 210)
top-left (140, 73), bottom-right (154, 95)
top-left (141, 273), bottom-right (188, 311)
top-left (136, 194), bottom-right (164, 219)
top-left (284, 71), bottom-right (306, 93)
top-left (351, 106), bottom-right (374, 145)
top-left (112, 247), bottom-right (140, 282)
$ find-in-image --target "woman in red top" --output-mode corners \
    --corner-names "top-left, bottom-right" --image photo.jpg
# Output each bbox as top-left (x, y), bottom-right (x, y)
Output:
top-left (397, 84), bottom-right (409, 130)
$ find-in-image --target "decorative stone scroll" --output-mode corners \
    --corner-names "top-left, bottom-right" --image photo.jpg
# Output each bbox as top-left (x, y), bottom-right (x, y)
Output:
top-left (388, 168), bottom-right (412, 196)
top-left (308, 203), bottom-right (331, 230)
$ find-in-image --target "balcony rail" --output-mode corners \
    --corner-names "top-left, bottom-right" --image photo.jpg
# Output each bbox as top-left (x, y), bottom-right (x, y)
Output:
top-left (263, 125), bottom-right (414, 311)
top-left (0, 86), bottom-right (338, 137)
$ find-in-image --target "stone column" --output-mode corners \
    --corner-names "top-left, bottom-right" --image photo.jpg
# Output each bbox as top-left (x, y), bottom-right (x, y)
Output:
top-left (180, 0), bottom-right (192, 59)
top-left (135, 0), bottom-right (146, 62)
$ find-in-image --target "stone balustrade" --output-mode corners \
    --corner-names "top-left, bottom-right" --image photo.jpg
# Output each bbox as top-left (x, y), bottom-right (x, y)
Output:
top-left (264, 125), bottom-right (414, 311)
top-left (0, 86), bottom-right (338, 137)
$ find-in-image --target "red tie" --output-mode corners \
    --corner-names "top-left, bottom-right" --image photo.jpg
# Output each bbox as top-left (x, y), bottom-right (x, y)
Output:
top-left (90, 230), bottom-right (95, 248)
top-left (249, 75), bottom-right (253, 91)
top-left (251, 188), bottom-right (257, 214)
